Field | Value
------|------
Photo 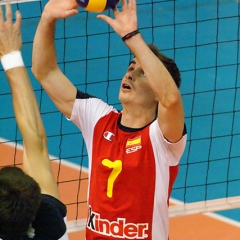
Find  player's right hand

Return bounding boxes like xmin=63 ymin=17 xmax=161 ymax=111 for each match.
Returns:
xmin=43 ymin=0 xmax=79 ymax=21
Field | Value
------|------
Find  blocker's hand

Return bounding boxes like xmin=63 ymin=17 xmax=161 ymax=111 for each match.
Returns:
xmin=97 ymin=0 xmax=138 ymax=38
xmin=0 ymin=3 xmax=22 ymax=57
xmin=43 ymin=0 xmax=79 ymax=21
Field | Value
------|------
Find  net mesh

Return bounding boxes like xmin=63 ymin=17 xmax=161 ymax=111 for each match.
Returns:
xmin=0 ymin=0 xmax=239 ymax=234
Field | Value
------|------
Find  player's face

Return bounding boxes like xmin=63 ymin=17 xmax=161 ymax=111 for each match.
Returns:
xmin=119 ymin=58 xmax=157 ymax=107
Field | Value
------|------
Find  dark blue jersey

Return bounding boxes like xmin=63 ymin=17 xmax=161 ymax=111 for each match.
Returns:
xmin=24 ymin=194 xmax=67 ymax=240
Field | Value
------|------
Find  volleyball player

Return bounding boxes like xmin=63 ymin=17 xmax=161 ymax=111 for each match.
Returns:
xmin=32 ymin=0 xmax=187 ymax=239
xmin=0 ymin=4 xmax=67 ymax=239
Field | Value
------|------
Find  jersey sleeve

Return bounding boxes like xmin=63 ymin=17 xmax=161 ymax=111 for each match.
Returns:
xmin=31 ymin=194 xmax=67 ymax=240
xmin=70 ymin=90 xmax=117 ymax=147
xmin=150 ymin=120 xmax=187 ymax=166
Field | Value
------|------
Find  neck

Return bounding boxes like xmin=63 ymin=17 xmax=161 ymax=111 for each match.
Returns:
xmin=120 ymin=107 xmax=156 ymax=128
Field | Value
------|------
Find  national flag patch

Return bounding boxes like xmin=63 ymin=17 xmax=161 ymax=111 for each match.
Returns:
xmin=126 ymin=136 xmax=141 ymax=147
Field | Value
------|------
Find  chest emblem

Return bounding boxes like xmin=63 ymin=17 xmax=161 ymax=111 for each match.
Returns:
xmin=126 ymin=136 xmax=142 ymax=154
xmin=103 ymin=131 xmax=115 ymax=141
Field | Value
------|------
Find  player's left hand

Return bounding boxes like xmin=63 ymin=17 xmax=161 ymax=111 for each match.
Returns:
xmin=97 ymin=0 xmax=138 ymax=38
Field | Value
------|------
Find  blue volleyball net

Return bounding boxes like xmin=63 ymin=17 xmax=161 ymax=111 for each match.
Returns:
xmin=0 ymin=0 xmax=240 ymax=236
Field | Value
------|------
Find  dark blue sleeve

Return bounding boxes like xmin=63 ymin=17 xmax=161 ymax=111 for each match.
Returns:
xmin=31 ymin=194 xmax=67 ymax=240
xmin=76 ymin=89 xmax=94 ymax=99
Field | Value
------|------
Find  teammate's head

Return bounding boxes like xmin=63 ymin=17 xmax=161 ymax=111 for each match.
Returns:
xmin=148 ymin=44 xmax=181 ymax=88
xmin=0 ymin=166 xmax=41 ymax=239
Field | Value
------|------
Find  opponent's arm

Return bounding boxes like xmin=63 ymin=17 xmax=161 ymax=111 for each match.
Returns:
xmin=0 ymin=4 xmax=59 ymax=198
xmin=98 ymin=0 xmax=184 ymax=143
xmin=32 ymin=0 xmax=79 ymax=119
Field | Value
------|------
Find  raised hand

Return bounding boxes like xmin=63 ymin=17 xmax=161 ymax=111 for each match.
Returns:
xmin=43 ymin=0 xmax=79 ymax=21
xmin=97 ymin=0 xmax=138 ymax=38
xmin=0 ymin=3 xmax=22 ymax=57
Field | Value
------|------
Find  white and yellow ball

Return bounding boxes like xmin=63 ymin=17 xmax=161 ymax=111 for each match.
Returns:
xmin=76 ymin=0 xmax=120 ymax=12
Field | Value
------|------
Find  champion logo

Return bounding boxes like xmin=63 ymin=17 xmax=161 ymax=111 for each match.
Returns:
xmin=103 ymin=131 xmax=115 ymax=141
xmin=87 ymin=206 xmax=149 ymax=239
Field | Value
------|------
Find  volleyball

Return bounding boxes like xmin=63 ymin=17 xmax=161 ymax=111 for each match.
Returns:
xmin=76 ymin=0 xmax=120 ymax=12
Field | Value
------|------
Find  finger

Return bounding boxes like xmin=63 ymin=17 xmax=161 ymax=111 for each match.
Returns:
xmin=122 ymin=0 xmax=127 ymax=10
xmin=61 ymin=9 xmax=79 ymax=19
xmin=15 ymin=10 xmax=22 ymax=30
xmin=5 ymin=3 xmax=12 ymax=24
xmin=97 ymin=14 xmax=114 ymax=26
xmin=112 ymin=6 xmax=119 ymax=16
xmin=0 ymin=4 xmax=4 ymax=25
xmin=129 ymin=0 xmax=136 ymax=11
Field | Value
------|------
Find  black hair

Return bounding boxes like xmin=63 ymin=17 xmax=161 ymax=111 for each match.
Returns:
xmin=0 ymin=166 xmax=41 ymax=239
